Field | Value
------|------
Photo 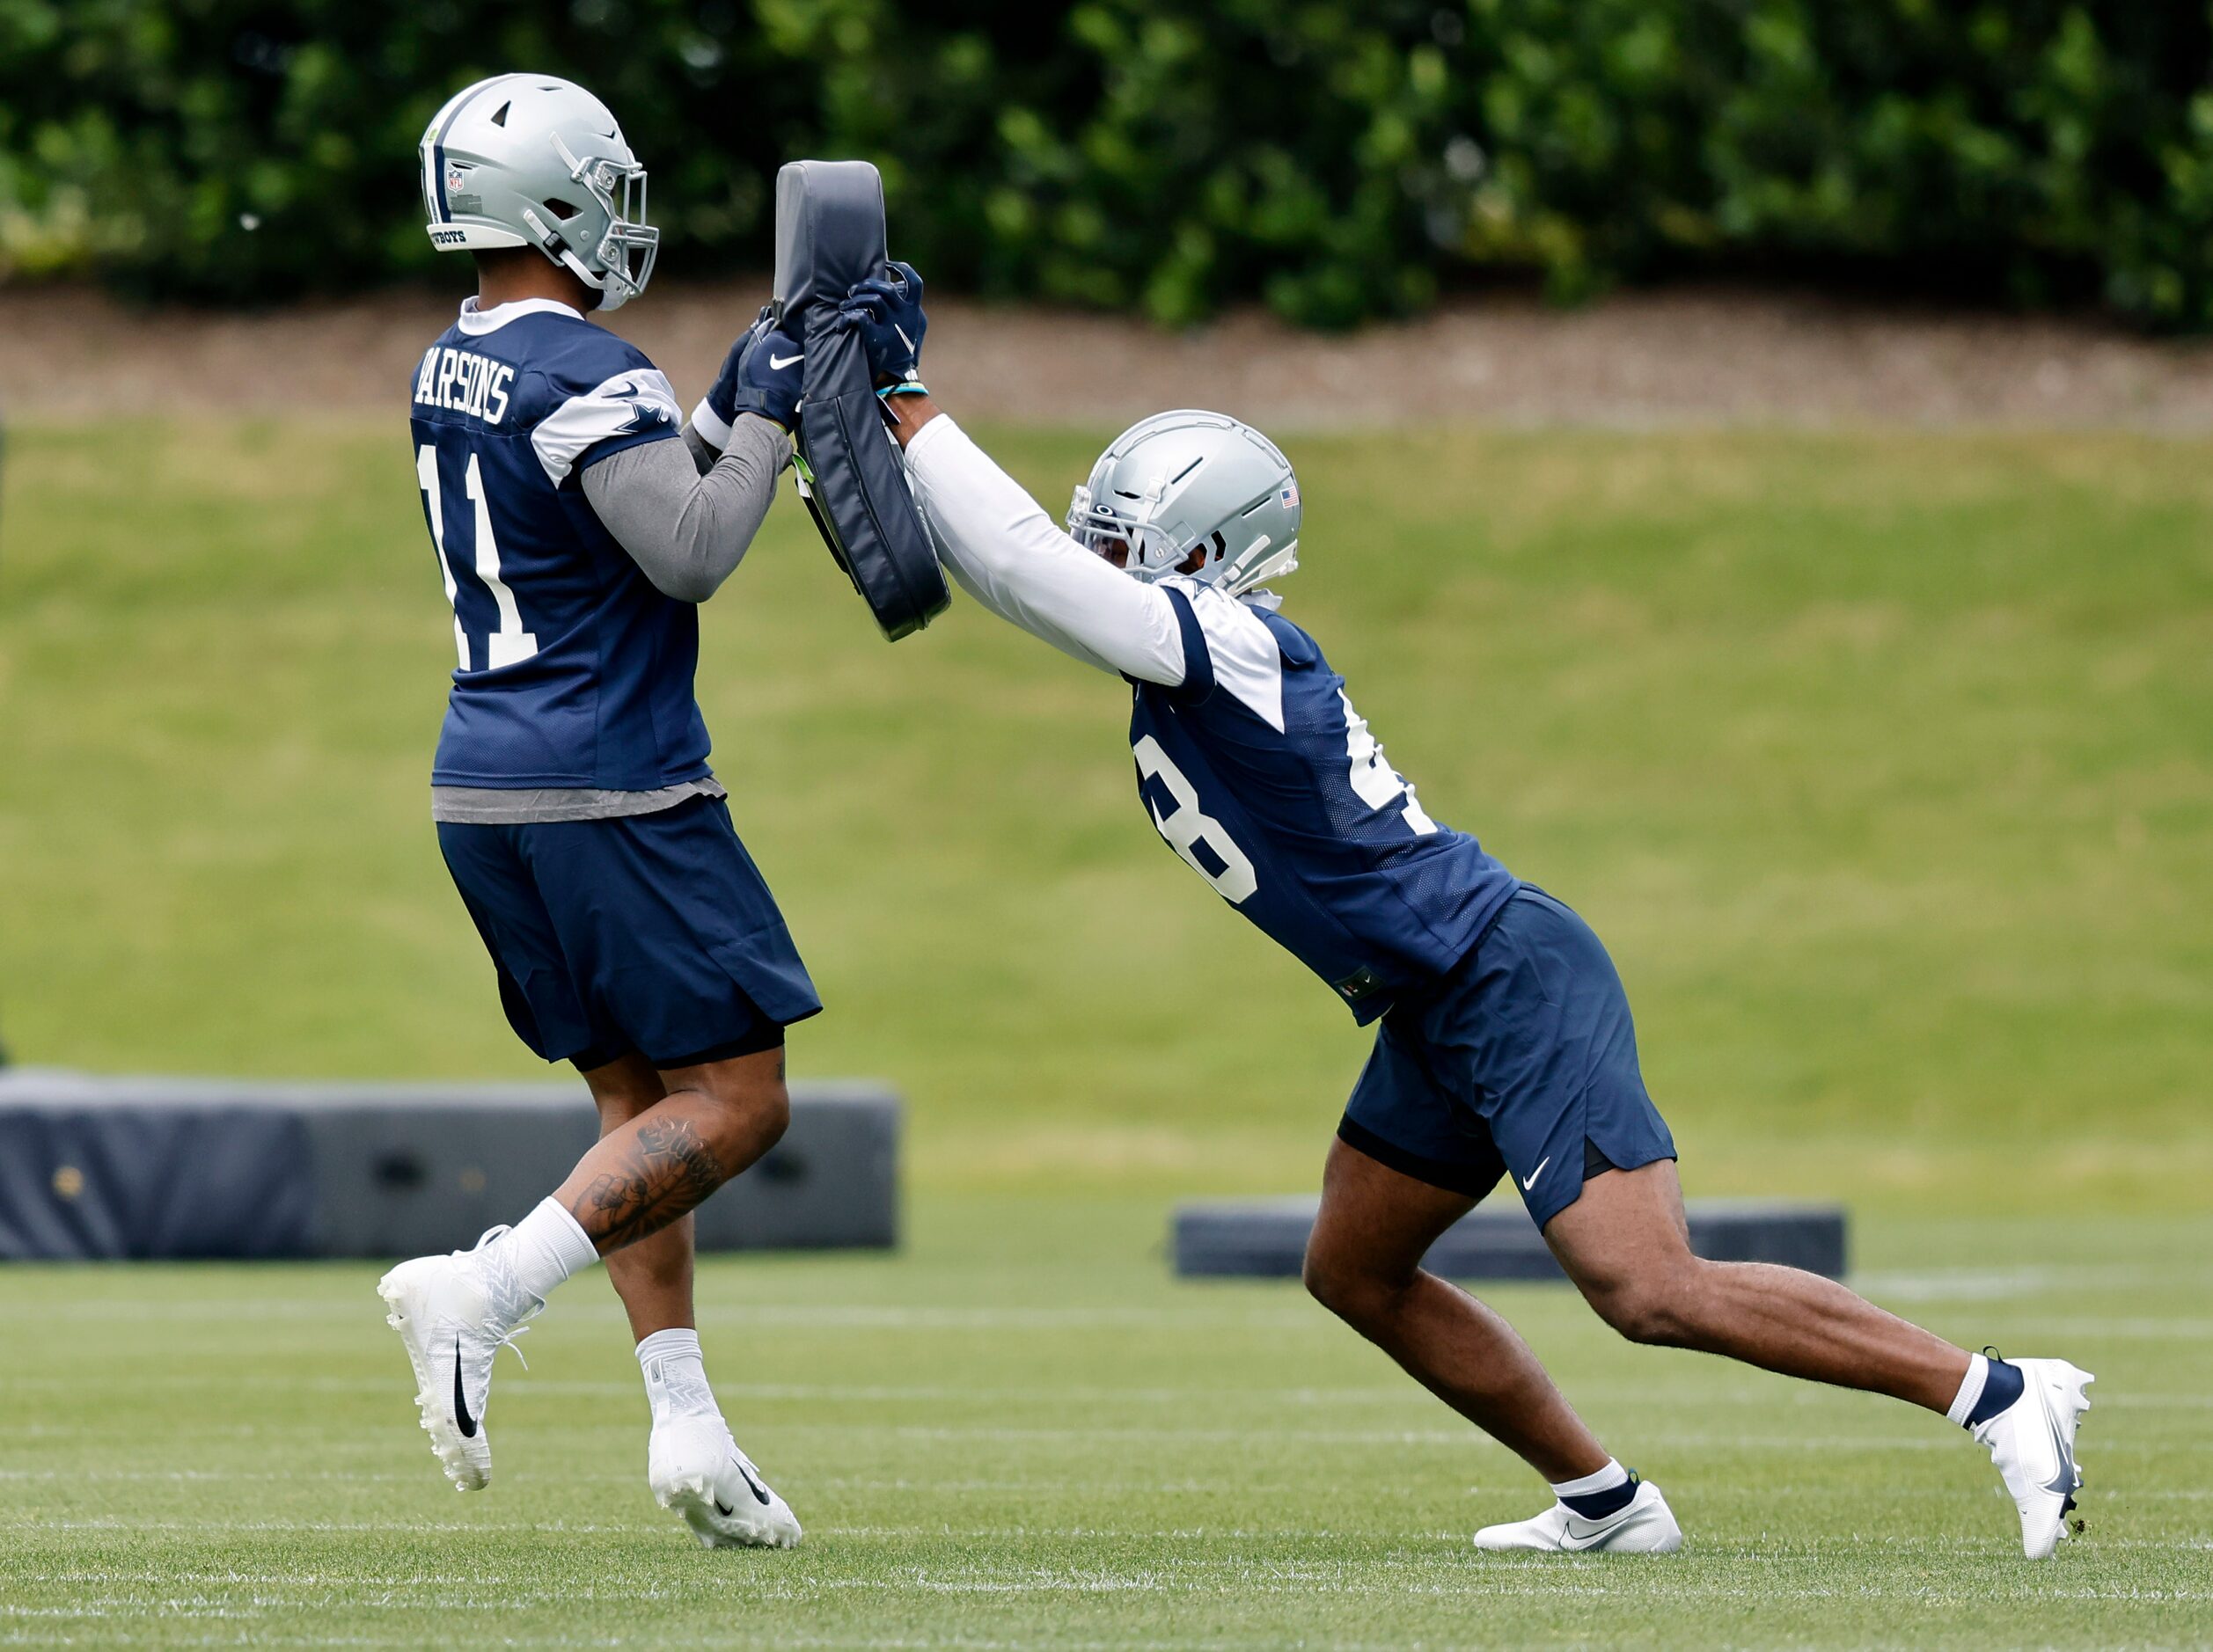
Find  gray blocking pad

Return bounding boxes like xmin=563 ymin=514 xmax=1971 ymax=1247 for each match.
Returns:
xmin=1174 ymin=1196 xmax=1847 ymax=1283
xmin=0 ymin=1069 xmax=898 ymax=1261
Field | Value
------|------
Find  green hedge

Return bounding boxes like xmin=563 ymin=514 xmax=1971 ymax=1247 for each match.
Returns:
xmin=4 ymin=1 xmax=2211 ymax=328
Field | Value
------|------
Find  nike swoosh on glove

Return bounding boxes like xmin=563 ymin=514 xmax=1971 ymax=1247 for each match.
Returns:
xmin=704 ymin=307 xmax=804 ymax=436
xmin=837 ymin=260 xmax=927 ymax=384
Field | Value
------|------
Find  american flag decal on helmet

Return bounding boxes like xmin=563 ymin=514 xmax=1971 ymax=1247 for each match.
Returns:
xmin=1281 ymin=481 xmax=1300 ymax=508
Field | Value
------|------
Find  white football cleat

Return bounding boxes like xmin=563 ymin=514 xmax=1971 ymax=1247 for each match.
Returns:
xmin=649 ymin=1414 xmax=802 ymax=1549
xmin=376 ymin=1228 xmax=540 ymax=1492
xmin=1972 ymin=1357 xmax=2092 ymax=1559
xmin=1474 ymin=1478 xmax=1682 ymax=1553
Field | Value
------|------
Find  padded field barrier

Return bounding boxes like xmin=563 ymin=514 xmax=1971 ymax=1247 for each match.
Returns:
xmin=0 ymin=1069 xmax=898 ymax=1261
xmin=1174 ymin=1196 xmax=1847 ymax=1282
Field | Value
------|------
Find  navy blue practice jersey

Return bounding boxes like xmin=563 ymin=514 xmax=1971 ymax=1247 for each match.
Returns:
xmin=408 ymin=296 xmax=705 ymax=789
xmin=1129 ymin=578 xmax=1520 ymax=1023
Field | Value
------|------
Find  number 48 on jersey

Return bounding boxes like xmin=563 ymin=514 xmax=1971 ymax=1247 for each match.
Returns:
xmin=1132 ymin=687 xmax=1437 ymax=908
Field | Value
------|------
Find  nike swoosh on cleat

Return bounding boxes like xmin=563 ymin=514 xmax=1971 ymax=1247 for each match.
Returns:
xmin=2040 ymin=1402 xmax=2077 ymax=1498
xmin=1557 ymin=1514 xmax=1623 ymax=1551
xmin=1521 ymin=1156 xmax=1551 ymax=1191
xmin=734 ymin=1458 xmax=772 ymax=1506
xmin=715 ymin=1499 xmax=735 ymax=1517
xmin=452 ymin=1336 xmax=477 ymax=1438
xmin=769 ymin=353 xmax=803 ymax=369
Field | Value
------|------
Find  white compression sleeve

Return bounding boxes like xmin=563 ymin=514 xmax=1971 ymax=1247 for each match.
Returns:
xmin=901 ymin=414 xmax=1188 ymax=686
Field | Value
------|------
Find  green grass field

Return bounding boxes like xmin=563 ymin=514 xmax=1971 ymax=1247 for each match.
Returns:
xmin=3 ymin=417 xmax=2211 ymax=1645
xmin=2 ymin=1202 xmax=2209 ymax=1648
xmin=4 ymin=418 xmax=2209 ymax=1205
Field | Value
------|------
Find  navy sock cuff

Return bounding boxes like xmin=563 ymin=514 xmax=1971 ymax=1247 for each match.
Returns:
xmin=1965 ymin=1358 xmax=2026 ymax=1428
xmin=1559 ymin=1471 xmax=1639 ymax=1520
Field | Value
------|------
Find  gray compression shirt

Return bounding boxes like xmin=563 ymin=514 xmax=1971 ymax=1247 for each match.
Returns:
xmin=429 ymin=413 xmax=789 ymax=826
xmin=583 ymin=412 xmax=790 ymax=603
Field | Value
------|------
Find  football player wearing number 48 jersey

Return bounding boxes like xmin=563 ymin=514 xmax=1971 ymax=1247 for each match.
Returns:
xmin=384 ymin=74 xmax=818 ymax=1549
xmin=844 ymin=267 xmax=2094 ymax=1559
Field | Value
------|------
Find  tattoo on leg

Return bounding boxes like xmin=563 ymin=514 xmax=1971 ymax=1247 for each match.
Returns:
xmin=568 ymin=1117 xmax=726 ymax=1250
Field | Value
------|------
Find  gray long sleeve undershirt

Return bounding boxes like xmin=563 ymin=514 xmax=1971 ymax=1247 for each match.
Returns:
xmin=581 ymin=412 xmax=791 ymax=603
xmin=428 ymin=413 xmax=789 ymax=827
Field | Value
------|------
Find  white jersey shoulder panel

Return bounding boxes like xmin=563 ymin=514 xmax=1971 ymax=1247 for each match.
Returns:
xmin=1164 ymin=575 xmax=1286 ymax=731
xmin=531 ymin=368 xmax=683 ymax=486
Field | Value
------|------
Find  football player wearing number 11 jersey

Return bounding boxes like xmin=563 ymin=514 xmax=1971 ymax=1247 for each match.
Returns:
xmin=843 ymin=267 xmax=2093 ymax=1559
xmin=385 ymin=74 xmax=821 ymax=1548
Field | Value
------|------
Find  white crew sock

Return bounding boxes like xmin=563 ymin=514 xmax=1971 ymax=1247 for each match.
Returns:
xmin=1946 ymin=1352 xmax=1991 ymax=1427
xmin=637 ymin=1327 xmax=721 ymax=1425
xmin=1550 ymin=1458 xmax=1630 ymax=1502
xmin=492 ymin=1197 xmax=599 ymax=1305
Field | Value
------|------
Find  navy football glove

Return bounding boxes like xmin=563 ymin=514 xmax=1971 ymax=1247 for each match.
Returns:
xmin=703 ymin=307 xmax=805 ymax=436
xmin=837 ymin=260 xmax=927 ymax=385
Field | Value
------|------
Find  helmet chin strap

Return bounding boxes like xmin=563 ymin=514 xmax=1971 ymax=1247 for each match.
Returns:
xmin=517 ymin=204 xmax=634 ymax=311
xmin=1215 ymin=534 xmax=1300 ymax=599
xmin=520 ymin=207 xmax=594 ymax=281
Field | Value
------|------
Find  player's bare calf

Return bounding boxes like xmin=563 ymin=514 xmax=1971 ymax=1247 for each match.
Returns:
xmin=379 ymin=1047 xmax=791 ymax=1500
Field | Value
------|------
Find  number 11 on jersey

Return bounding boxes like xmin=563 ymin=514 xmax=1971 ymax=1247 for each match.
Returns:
xmin=415 ymin=443 xmax=539 ymax=672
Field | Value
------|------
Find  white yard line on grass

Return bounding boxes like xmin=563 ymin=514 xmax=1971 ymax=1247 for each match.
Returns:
xmin=8 ymin=1575 xmax=2203 ymax=1612
xmin=2038 ymin=1318 xmax=2213 ymax=1341
xmin=19 ymin=1298 xmax=1332 ymax=1331
xmin=26 ymin=1292 xmax=2213 ymax=1340
xmin=1854 ymin=1263 xmax=2196 ymax=1300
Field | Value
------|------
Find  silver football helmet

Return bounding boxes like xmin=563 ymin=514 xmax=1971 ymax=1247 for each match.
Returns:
xmin=419 ymin=74 xmax=658 ymax=311
xmin=1067 ymin=411 xmax=1301 ymax=598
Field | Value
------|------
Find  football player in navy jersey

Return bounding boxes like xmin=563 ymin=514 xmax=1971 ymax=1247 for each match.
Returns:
xmin=379 ymin=74 xmax=818 ymax=1548
xmin=845 ymin=270 xmax=2092 ymax=1559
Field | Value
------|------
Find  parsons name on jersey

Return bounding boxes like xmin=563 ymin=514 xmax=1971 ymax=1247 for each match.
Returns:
xmin=414 ymin=344 xmax=517 ymax=426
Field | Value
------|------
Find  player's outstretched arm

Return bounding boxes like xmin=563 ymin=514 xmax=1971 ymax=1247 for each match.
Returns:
xmin=839 ymin=270 xmax=1187 ymax=686
xmin=892 ymin=399 xmax=1187 ymax=684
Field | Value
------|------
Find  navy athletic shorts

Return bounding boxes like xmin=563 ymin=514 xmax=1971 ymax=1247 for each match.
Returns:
xmin=1338 ymin=885 xmax=1675 ymax=1228
xmin=437 ymin=795 xmax=821 ymax=1071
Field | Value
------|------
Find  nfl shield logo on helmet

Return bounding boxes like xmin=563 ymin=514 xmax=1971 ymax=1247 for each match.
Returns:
xmin=445 ymin=163 xmax=466 ymax=196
